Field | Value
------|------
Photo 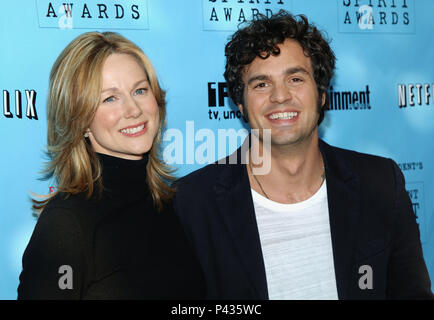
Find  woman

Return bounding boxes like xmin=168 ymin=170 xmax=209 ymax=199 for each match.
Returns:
xmin=18 ymin=32 xmax=204 ymax=299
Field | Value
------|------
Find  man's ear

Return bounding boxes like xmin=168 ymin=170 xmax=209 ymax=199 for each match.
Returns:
xmin=238 ymin=103 xmax=249 ymax=123
xmin=321 ymin=92 xmax=326 ymax=107
xmin=238 ymin=103 xmax=244 ymax=115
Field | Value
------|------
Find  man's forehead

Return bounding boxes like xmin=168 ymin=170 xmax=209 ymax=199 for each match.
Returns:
xmin=242 ymin=40 xmax=313 ymax=80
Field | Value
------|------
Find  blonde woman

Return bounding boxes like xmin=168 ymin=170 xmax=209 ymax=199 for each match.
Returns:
xmin=18 ymin=32 xmax=204 ymax=299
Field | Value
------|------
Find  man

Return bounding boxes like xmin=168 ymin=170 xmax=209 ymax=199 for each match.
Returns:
xmin=174 ymin=11 xmax=433 ymax=299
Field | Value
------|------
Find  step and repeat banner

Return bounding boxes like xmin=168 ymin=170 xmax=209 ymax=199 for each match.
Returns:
xmin=0 ymin=0 xmax=433 ymax=298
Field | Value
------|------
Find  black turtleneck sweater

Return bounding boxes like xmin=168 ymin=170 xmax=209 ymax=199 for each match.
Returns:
xmin=18 ymin=153 xmax=205 ymax=299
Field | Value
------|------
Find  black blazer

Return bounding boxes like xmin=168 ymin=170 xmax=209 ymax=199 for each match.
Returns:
xmin=174 ymin=139 xmax=433 ymax=299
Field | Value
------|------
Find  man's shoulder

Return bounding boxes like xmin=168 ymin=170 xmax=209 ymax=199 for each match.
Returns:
xmin=322 ymin=140 xmax=399 ymax=185
xmin=175 ymin=147 xmax=245 ymax=196
xmin=324 ymin=141 xmax=394 ymax=167
xmin=176 ymin=161 xmax=229 ymax=190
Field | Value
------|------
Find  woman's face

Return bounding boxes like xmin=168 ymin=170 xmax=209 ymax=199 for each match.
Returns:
xmin=88 ymin=53 xmax=160 ymax=160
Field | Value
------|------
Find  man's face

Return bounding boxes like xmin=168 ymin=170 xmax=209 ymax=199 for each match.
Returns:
xmin=239 ymin=38 xmax=324 ymax=148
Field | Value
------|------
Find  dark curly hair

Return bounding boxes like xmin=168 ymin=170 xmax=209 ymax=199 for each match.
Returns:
xmin=224 ymin=10 xmax=336 ymax=125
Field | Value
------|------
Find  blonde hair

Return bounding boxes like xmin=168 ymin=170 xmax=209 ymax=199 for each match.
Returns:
xmin=33 ymin=32 xmax=174 ymax=213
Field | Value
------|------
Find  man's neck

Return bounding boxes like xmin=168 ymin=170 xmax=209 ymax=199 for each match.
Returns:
xmin=248 ymin=130 xmax=324 ymax=204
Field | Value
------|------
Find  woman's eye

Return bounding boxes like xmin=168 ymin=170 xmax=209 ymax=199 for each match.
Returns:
xmin=103 ymin=96 xmax=115 ymax=103
xmin=135 ymin=88 xmax=148 ymax=95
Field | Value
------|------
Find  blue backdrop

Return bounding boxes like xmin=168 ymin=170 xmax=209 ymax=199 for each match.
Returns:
xmin=1 ymin=0 xmax=433 ymax=299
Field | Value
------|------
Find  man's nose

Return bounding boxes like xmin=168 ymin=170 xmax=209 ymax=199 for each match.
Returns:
xmin=270 ymin=82 xmax=292 ymax=104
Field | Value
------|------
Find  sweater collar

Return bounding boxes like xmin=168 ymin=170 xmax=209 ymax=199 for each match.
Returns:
xmin=96 ymin=152 xmax=149 ymax=186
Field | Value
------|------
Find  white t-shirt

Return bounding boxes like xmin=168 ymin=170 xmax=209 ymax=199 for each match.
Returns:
xmin=251 ymin=181 xmax=338 ymax=300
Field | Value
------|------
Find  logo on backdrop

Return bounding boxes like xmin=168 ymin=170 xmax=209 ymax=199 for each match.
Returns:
xmin=406 ymin=181 xmax=432 ymax=245
xmin=399 ymin=165 xmax=424 ymax=228
xmin=338 ymin=0 xmax=415 ymax=33
xmin=398 ymin=161 xmax=423 ymax=171
xmin=36 ymin=0 xmax=149 ymax=30
xmin=207 ymin=81 xmax=244 ymax=121
xmin=406 ymin=182 xmax=424 ymax=222
xmin=326 ymin=85 xmax=372 ymax=111
xmin=2 ymin=90 xmax=38 ymax=120
xmin=203 ymin=0 xmax=292 ymax=31
xmin=397 ymin=83 xmax=434 ymax=108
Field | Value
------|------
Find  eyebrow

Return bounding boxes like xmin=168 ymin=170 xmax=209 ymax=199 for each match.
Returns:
xmin=246 ymin=66 xmax=311 ymax=86
xmin=100 ymin=79 xmax=149 ymax=94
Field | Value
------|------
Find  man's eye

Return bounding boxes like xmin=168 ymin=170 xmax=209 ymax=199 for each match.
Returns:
xmin=103 ymin=96 xmax=115 ymax=103
xmin=291 ymin=77 xmax=303 ymax=83
xmin=254 ymin=82 xmax=267 ymax=89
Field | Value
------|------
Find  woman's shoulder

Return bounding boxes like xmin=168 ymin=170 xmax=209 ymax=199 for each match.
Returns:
xmin=37 ymin=193 xmax=86 ymax=236
xmin=40 ymin=191 xmax=102 ymax=232
xmin=19 ymin=193 xmax=88 ymax=299
xmin=45 ymin=191 xmax=91 ymax=210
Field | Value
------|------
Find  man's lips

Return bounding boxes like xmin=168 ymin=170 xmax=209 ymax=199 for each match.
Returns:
xmin=266 ymin=110 xmax=300 ymax=122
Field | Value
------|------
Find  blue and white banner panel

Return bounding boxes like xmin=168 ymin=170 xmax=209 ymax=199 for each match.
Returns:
xmin=0 ymin=0 xmax=433 ymax=298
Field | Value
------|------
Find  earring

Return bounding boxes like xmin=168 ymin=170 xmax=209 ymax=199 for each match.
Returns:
xmin=84 ymin=131 xmax=89 ymax=138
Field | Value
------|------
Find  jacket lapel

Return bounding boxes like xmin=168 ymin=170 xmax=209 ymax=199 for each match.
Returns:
xmin=214 ymin=147 xmax=269 ymax=299
xmin=319 ymin=140 xmax=361 ymax=299
xmin=212 ymin=140 xmax=361 ymax=300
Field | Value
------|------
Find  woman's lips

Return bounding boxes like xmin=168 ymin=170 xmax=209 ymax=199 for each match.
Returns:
xmin=119 ymin=122 xmax=147 ymax=137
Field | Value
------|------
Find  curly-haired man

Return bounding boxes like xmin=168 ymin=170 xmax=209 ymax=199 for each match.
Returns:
xmin=174 ymin=10 xmax=433 ymax=300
